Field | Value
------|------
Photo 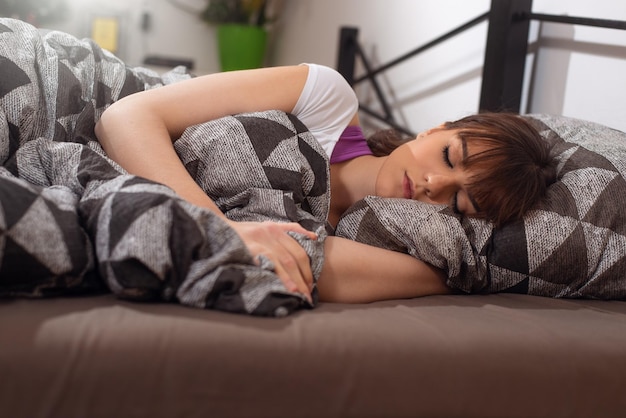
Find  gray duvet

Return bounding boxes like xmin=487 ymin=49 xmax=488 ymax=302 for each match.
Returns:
xmin=2 ymin=17 xmax=624 ymax=319
xmin=0 ymin=18 xmax=326 ymax=316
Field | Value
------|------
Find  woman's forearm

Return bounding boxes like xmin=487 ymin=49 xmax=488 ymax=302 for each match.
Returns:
xmin=317 ymin=236 xmax=451 ymax=303
xmin=95 ymin=65 xmax=310 ymax=212
xmin=95 ymin=101 xmax=224 ymax=213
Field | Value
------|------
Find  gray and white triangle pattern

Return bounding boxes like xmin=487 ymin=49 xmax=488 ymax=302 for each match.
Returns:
xmin=0 ymin=169 xmax=98 ymax=295
xmin=337 ymin=115 xmax=626 ymax=300
xmin=0 ymin=18 xmax=328 ymax=316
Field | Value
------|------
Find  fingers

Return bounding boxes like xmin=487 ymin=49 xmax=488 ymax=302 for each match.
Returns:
xmin=229 ymin=221 xmax=316 ymax=303
xmin=254 ymin=223 xmax=315 ymax=302
xmin=279 ymin=222 xmax=318 ymax=241
xmin=270 ymin=228 xmax=315 ymax=296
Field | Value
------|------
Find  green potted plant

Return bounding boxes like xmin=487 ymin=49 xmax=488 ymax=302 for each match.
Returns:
xmin=201 ymin=0 xmax=272 ymax=72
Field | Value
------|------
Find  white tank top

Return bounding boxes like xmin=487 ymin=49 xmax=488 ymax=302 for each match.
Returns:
xmin=292 ymin=63 xmax=359 ymax=158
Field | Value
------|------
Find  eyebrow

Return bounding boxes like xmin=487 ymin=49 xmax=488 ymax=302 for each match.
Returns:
xmin=461 ymin=136 xmax=468 ymax=163
xmin=459 ymin=136 xmax=481 ymax=213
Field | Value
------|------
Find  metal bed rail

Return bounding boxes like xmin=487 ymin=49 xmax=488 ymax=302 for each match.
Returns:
xmin=337 ymin=0 xmax=626 ymax=135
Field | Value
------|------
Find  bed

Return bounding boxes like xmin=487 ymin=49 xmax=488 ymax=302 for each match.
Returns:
xmin=1 ymin=0 xmax=626 ymax=416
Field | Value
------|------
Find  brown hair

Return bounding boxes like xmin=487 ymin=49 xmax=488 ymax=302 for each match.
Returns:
xmin=366 ymin=128 xmax=411 ymax=157
xmin=367 ymin=113 xmax=557 ymax=226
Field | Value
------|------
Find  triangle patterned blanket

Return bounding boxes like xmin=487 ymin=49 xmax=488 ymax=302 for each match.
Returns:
xmin=0 ymin=18 xmax=328 ymax=317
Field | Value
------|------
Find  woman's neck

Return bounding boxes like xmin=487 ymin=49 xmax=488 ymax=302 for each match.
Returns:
xmin=328 ymin=155 xmax=386 ymax=227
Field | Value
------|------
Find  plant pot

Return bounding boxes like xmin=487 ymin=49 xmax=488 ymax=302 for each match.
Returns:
xmin=217 ymin=24 xmax=267 ymax=72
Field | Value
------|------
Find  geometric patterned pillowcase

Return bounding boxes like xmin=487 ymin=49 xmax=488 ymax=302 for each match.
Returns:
xmin=335 ymin=115 xmax=626 ymax=300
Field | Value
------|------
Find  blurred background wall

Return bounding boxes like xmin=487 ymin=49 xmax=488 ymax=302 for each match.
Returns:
xmin=273 ymin=0 xmax=626 ymax=133
xmin=0 ymin=0 xmax=218 ymax=72
xmin=1 ymin=0 xmax=625 ymax=132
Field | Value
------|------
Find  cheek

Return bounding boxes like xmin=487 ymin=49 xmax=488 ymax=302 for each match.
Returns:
xmin=406 ymin=139 xmax=424 ymax=159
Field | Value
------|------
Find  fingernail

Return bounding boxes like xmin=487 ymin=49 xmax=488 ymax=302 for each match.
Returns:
xmin=286 ymin=280 xmax=298 ymax=292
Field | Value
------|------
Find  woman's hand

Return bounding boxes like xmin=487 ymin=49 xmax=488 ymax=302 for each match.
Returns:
xmin=227 ymin=220 xmax=317 ymax=303
xmin=95 ymin=65 xmax=318 ymax=301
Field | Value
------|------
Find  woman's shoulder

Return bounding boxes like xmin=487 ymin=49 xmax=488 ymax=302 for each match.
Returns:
xmin=292 ymin=64 xmax=359 ymax=157
xmin=293 ymin=63 xmax=357 ymax=123
xmin=300 ymin=63 xmax=356 ymax=100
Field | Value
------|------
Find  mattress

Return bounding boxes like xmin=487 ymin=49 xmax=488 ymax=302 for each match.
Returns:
xmin=2 ymin=293 xmax=626 ymax=418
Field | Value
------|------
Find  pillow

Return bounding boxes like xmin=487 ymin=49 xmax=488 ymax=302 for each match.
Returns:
xmin=335 ymin=115 xmax=626 ymax=299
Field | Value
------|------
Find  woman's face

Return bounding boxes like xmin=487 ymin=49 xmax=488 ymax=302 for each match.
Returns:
xmin=375 ymin=127 xmax=481 ymax=216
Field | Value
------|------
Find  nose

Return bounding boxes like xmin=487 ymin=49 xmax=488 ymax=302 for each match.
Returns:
xmin=424 ymin=173 xmax=456 ymax=201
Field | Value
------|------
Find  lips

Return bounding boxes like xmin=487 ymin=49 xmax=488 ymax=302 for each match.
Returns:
xmin=403 ymin=172 xmax=413 ymax=199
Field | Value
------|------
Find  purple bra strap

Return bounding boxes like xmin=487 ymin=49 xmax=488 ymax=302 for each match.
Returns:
xmin=329 ymin=125 xmax=373 ymax=164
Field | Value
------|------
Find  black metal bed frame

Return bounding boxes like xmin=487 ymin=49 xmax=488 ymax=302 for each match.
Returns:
xmin=336 ymin=0 xmax=626 ymax=136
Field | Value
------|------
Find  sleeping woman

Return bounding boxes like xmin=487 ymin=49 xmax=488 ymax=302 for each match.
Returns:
xmin=95 ymin=63 xmax=556 ymax=304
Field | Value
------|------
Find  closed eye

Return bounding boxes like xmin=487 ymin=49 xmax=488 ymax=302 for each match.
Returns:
xmin=442 ymin=146 xmax=453 ymax=168
xmin=451 ymin=193 xmax=460 ymax=214
xmin=443 ymin=146 xmax=461 ymax=213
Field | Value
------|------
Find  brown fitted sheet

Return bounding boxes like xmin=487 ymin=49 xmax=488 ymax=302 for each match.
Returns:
xmin=2 ymin=293 xmax=626 ymax=418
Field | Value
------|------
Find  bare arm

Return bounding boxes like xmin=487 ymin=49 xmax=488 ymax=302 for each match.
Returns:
xmin=95 ymin=65 xmax=317 ymax=301
xmin=317 ymin=236 xmax=451 ymax=303
xmin=95 ymin=65 xmax=310 ymax=210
